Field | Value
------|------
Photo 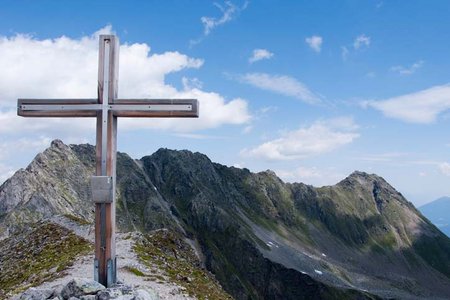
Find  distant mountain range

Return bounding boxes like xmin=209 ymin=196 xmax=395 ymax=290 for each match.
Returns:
xmin=420 ymin=197 xmax=450 ymax=237
xmin=1 ymin=140 xmax=450 ymax=299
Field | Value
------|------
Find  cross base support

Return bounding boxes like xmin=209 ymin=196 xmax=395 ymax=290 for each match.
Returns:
xmin=94 ymin=258 xmax=117 ymax=287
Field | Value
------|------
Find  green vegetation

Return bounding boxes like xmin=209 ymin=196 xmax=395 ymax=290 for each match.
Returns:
xmin=63 ymin=213 xmax=92 ymax=225
xmin=133 ymin=230 xmax=233 ymax=300
xmin=413 ymin=234 xmax=450 ymax=278
xmin=0 ymin=222 xmax=92 ymax=298
xmin=124 ymin=266 xmax=146 ymax=277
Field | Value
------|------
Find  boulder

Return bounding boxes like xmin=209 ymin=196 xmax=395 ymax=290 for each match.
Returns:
xmin=19 ymin=287 xmax=54 ymax=300
xmin=61 ymin=278 xmax=105 ymax=299
xmin=134 ymin=288 xmax=159 ymax=300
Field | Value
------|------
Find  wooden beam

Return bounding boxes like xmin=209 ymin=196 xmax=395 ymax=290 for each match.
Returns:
xmin=17 ymin=98 xmax=199 ymax=118
xmin=112 ymin=99 xmax=198 ymax=118
xmin=17 ymin=99 xmax=98 ymax=117
xmin=95 ymin=34 xmax=119 ymax=287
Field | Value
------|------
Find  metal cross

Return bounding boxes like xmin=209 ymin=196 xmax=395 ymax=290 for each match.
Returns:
xmin=17 ymin=35 xmax=199 ymax=287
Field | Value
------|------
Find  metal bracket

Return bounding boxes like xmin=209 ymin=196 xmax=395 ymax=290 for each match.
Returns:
xmin=91 ymin=176 xmax=113 ymax=203
xmin=107 ymin=258 xmax=117 ymax=287
xmin=94 ymin=259 xmax=99 ymax=282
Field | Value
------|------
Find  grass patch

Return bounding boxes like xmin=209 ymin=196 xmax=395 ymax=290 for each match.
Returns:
xmin=124 ymin=266 xmax=145 ymax=277
xmin=0 ymin=222 xmax=92 ymax=298
xmin=133 ymin=229 xmax=233 ymax=300
xmin=63 ymin=213 xmax=92 ymax=225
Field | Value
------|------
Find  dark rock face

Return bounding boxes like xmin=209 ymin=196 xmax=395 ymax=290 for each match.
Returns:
xmin=1 ymin=141 xmax=450 ymax=299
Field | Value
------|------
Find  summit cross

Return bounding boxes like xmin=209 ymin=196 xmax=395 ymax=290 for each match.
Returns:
xmin=17 ymin=35 xmax=199 ymax=287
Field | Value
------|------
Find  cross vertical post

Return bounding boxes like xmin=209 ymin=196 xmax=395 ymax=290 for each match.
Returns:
xmin=95 ymin=35 xmax=119 ymax=286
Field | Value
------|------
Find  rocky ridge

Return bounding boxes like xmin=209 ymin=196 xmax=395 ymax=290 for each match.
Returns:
xmin=1 ymin=140 xmax=450 ymax=299
xmin=15 ymin=278 xmax=158 ymax=300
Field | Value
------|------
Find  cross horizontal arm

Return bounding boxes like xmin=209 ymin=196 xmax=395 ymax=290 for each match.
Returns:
xmin=18 ymin=99 xmax=199 ymax=118
xmin=18 ymin=99 xmax=98 ymax=117
xmin=112 ymin=99 xmax=199 ymax=118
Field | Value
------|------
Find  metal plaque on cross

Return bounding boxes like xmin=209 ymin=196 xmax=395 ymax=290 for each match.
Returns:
xmin=17 ymin=35 xmax=199 ymax=287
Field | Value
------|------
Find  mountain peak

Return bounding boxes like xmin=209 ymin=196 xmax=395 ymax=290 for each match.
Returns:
xmin=340 ymin=170 xmax=392 ymax=190
xmin=50 ymin=139 xmax=66 ymax=149
xmin=347 ymin=170 xmax=381 ymax=181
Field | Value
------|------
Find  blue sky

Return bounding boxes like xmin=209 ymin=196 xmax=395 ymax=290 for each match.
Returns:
xmin=1 ymin=1 xmax=450 ymax=206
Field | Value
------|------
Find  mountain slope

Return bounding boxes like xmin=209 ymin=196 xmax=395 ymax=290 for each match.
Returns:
xmin=420 ymin=197 xmax=450 ymax=237
xmin=1 ymin=140 xmax=450 ymax=299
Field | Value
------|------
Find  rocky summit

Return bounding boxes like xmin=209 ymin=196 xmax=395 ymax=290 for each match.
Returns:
xmin=14 ymin=278 xmax=159 ymax=300
xmin=1 ymin=140 xmax=450 ymax=299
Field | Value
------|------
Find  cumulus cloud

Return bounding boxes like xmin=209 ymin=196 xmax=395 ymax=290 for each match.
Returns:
xmin=238 ymin=72 xmax=321 ymax=104
xmin=0 ymin=163 xmax=15 ymax=184
xmin=391 ymin=60 xmax=424 ymax=75
xmin=305 ymin=35 xmax=323 ymax=53
xmin=364 ymin=84 xmax=450 ymax=123
xmin=0 ymin=137 xmax=52 ymax=160
xmin=439 ymin=162 xmax=450 ymax=176
xmin=276 ymin=166 xmax=344 ymax=186
xmin=353 ymin=34 xmax=370 ymax=49
xmin=240 ymin=117 xmax=359 ymax=160
xmin=0 ymin=136 xmax=54 ymax=184
xmin=0 ymin=26 xmax=251 ymax=135
xmin=249 ymin=49 xmax=274 ymax=63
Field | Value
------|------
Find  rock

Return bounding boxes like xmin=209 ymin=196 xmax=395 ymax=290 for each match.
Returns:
xmin=117 ymin=284 xmax=133 ymax=295
xmin=134 ymin=288 xmax=159 ymax=300
xmin=51 ymin=284 xmax=64 ymax=299
xmin=19 ymin=287 xmax=54 ymax=300
xmin=61 ymin=278 xmax=105 ymax=299
xmin=115 ymin=296 xmax=134 ymax=300
xmin=79 ymin=296 xmax=96 ymax=300
xmin=96 ymin=287 xmax=123 ymax=300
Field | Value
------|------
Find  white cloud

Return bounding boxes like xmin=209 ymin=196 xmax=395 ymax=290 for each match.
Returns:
xmin=353 ymin=34 xmax=371 ymax=49
xmin=0 ymin=27 xmax=251 ymax=135
xmin=365 ymin=84 xmax=450 ymax=123
xmin=439 ymin=162 xmax=450 ymax=176
xmin=0 ymin=136 xmax=55 ymax=184
xmin=276 ymin=166 xmax=344 ymax=186
xmin=182 ymin=77 xmax=203 ymax=90
xmin=0 ymin=163 xmax=15 ymax=185
xmin=238 ymin=73 xmax=321 ymax=104
xmin=305 ymin=35 xmax=323 ymax=53
xmin=242 ymin=125 xmax=253 ymax=134
xmin=357 ymin=152 xmax=408 ymax=162
xmin=172 ymin=133 xmax=225 ymax=140
xmin=191 ymin=1 xmax=248 ymax=45
xmin=249 ymin=49 xmax=274 ymax=63
xmin=391 ymin=60 xmax=424 ymax=75
xmin=241 ymin=117 xmax=359 ymax=160
xmin=0 ymin=137 xmax=52 ymax=160
xmin=201 ymin=2 xmax=239 ymax=36
xmin=341 ymin=46 xmax=349 ymax=60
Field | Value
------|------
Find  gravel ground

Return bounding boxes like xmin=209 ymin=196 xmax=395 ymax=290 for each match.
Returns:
xmin=28 ymin=231 xmax=194 ymax=300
